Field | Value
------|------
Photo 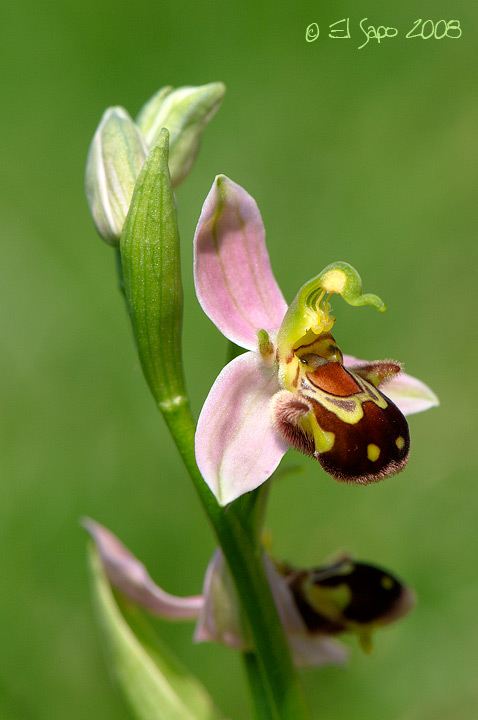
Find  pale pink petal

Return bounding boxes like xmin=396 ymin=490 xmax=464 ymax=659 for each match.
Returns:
xmin=379 ymin=372 xmax=439 ymax=415
xmin=343 ymin=353 xmax=375 ymax=368
xmin=194 ymin=549 xmax=245 ymax=649
xmin=83 ymin=518 xmax=203 ymax=619
xmin=195 ymin=352 xmax=289 ymax=505
xmin=288 ymin=635 xmax=349 ymax=668
xmin=343 ymin=354 xmax=439 ymax=416
xmin=193 ymin=175 xmax=288 ymax=350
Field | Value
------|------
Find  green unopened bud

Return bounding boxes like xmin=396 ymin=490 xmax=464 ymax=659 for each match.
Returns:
xmin=85 ymin=107 xmax=147 ymax=246
xmin=136 ymin=82 xmax=226 ymax=187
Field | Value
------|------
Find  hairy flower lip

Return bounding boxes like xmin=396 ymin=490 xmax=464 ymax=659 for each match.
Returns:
xmin=193 ymin=175 xmax=439 ymax=505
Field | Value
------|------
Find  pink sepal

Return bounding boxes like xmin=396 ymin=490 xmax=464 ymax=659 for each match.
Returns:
xmin=193 ymin=549 xmax=246 ymax=649
xmin=194 ymin=175 xmax=287 ymax=350
xmin=83 ymin=518 xmax=203 ymax=619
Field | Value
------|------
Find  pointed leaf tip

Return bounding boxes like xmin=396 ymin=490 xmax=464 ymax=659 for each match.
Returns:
xmin=87 ymin=542 xmax=224 ymax=720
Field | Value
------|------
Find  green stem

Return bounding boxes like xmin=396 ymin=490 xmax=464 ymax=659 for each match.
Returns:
xmin=160 ymin=399 xmax=310 ymax=720
xmin=242 ymin=652 xmax=278 ymax=720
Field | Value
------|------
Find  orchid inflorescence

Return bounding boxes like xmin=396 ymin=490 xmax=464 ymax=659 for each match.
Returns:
xmin=84 ymin=82 xmax=438 ymax=720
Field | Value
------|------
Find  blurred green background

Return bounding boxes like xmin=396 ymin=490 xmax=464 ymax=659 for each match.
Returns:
xmin=1 ymin=0 xmax=477 ymax=718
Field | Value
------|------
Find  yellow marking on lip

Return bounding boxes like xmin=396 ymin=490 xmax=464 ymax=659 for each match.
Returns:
xmin=395 ymin=435 xmax=405 ymax=450
xmin=381 ymin=575 xmax=394 ymax=590
xmin=302 ymin=415 xmax=335 ymax=454
xmin=367 ymin=443 xmax=381 ymax=462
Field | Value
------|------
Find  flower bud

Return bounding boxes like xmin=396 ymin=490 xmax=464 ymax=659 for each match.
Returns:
xmin=136 ymin=82 xmax=226 ymax=187
xmin=85 ymin=107 xmax=147 ymax=246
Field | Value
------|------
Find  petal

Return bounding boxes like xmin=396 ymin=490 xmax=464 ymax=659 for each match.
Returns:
xmin=194 ymin=549 xmax=246 ymax=649
xmin=343 ymin=354 xmax=439 ymax=416
xmin=193 ymin=176 xmax=288 ymax=350
xmin=288 ymin=635 xmax=348 ymax=668
xmin=195 ymin=352 xmax=289 ymax=505
xmin=380 ymin=372 xmax=439 ymax=416
xmin=83 ymin=518 xmax=203 ymax=620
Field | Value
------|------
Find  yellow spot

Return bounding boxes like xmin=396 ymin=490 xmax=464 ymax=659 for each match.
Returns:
xmin=395 ymin=435 xmax=405 ymax=450
xmin=367 ymin=444 xmax=381 ymax=462
xmin=321 ymin=269 xmax=347 ymax=295
xmin=381 ymin=575 xmax=394 ymax=590
xmin=301 ymin=412 xmax=335 ymax=454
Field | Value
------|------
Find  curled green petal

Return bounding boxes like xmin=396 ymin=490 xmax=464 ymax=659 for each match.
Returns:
xmin=277 ymin=261 xmax=385 ymax=358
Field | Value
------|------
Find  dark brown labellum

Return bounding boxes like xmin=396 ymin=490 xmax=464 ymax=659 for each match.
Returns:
xmin=304 ymin=362 xmax=410 ymax=484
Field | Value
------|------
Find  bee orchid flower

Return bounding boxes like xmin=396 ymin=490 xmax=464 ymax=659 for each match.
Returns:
xmin=84 ymin=519 xmax=415 ymax=666
xmin=194 ymin=176 xmax=438 ymax=505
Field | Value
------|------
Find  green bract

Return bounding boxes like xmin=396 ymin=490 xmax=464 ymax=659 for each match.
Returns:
xmin=120 ymin=129 xmax=186 ymax=409
xmin=88 ymin=544 xmax=224 ymax=720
